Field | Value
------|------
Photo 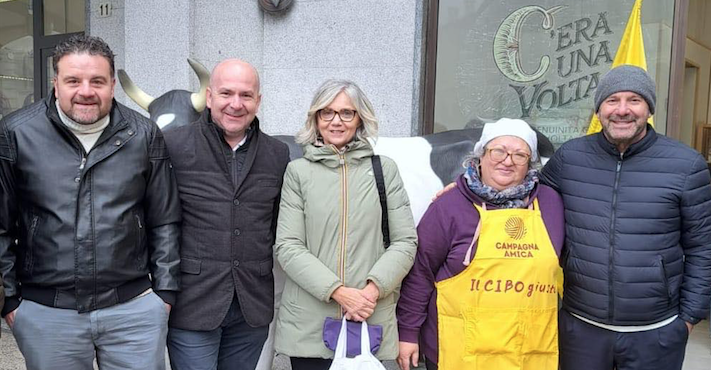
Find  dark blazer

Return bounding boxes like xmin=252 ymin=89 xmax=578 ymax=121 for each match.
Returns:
xmin=164 ymin=112 xmax=289 ymax=330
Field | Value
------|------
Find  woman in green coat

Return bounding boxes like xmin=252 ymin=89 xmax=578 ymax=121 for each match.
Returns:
xmin=274 ymin=80 xmax=418 ymax=370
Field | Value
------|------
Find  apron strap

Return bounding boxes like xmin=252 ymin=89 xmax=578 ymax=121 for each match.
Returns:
xmin=464 ymin=199 xmax=537 ymax=266
xmin=527 ymin=197 xmax=538 ymax=211
xmin=463 ymin=214 xmax=482 ymax=266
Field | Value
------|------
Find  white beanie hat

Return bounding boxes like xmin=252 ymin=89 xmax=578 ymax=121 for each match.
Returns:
xmin=473 ymin=118 xmax=538 ymax=162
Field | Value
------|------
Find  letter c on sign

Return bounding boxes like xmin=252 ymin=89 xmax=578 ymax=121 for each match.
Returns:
xmin=493 ymin=5 xmax=567 ymax=82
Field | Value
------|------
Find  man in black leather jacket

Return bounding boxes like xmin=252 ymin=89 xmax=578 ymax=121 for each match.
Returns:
xmin=0 ymin=35 xmax=181 ymax=369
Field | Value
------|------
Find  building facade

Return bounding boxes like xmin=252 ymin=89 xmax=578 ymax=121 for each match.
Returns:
xmin=1 ymin=0 xmax=709 ymax=164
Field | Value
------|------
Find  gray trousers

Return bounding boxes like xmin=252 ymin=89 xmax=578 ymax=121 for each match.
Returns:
xmin=13 ymin=292 xmax=169 ymax=370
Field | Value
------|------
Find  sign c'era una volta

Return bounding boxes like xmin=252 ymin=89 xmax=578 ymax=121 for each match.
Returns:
xmin=441 ymin=2 xmax=647 ymax=146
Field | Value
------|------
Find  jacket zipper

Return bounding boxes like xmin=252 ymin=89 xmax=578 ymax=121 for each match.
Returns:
xmin=135 ymin=214 xmax=144 ymax=240
xmin=73 ymin=148 xmax=90 ymax=307
xmin=658 ymin=255 xmax=672 ymax=304
xmin=335 ymin=147 xmax=349 ymax=319
xmin=608 ymin=155 xmax=623 ymax=321
xmin=135 ymin=214 xmax=144 ymax=266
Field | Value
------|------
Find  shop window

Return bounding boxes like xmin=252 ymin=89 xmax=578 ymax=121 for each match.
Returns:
xmin=428 ymin=0 xmax=675 ymax=147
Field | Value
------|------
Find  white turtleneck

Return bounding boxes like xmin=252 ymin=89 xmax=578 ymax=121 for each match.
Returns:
xmin=56 ymin=101 xmax=110 ymax=153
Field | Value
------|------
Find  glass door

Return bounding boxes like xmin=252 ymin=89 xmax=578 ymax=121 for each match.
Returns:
xmin=33 ymin=0 xmax=85 ymax=102
xmin=0 ymin=0 xmax=34 ymax=119
xmin=0 ymin=0 xmax=85 ymax=119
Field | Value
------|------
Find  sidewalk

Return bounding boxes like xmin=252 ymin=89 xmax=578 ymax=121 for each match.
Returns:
xmin=0 ymin=320 xmax=404 ymax=370
xmin=2 ymin=320 xmax=709 ymax=369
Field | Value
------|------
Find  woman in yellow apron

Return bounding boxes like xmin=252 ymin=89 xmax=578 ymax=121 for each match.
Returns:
xmin=396 ymin=118 xmax=565 ymax=370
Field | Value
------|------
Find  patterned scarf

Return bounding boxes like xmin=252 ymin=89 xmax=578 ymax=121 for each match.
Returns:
xmin=464 ymin=161 xmax=539 ymax=209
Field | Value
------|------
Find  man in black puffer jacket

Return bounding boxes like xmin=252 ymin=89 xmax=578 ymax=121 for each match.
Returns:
xmin=542 ymin=65 xmax=711 ymax=370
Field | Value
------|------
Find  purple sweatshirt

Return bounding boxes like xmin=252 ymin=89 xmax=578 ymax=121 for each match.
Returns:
xmin=396 ymin=175 xmax=565 ymax=364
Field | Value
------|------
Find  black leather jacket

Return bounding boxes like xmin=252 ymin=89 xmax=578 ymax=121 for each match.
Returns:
xmin=0 ymin=95 xmax=182 ymax=315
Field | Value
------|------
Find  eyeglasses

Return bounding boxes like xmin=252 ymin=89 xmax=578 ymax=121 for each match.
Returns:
xmin=318 ymin=108 xmax=357 ymax=122
xmin=486 ymin=147 xmax=531 ymax=166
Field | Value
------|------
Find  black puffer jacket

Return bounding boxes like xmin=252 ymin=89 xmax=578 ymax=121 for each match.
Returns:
xmin=0 ymin=95 xmax=181 ymax=315
xmin=541 ymin=125 xmax=711 ymax=325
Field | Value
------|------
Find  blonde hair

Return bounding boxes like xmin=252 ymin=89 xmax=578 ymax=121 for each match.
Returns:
xmin=295 ymin=79 xmax=378 ymax=145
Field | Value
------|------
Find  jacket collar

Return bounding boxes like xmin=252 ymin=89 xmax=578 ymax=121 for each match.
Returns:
xmin=302 ymin=139 xmax=373 ymax=168
xmin=200 ymin=109 xmax=258 ymax=150
xmin=198 ymin=109 xmax=262 ymax=195
xmin=595 ymin=123 xmax=657 ymax=158
xmin=45 ymin=91 xmax=127 ymax=150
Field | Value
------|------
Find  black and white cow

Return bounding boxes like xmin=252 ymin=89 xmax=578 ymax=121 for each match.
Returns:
xmin=119 ymin=63 xmax=554 ymax=223
xmin=119 ymin=63 xmax=556 ymax=370
xmin=118 ymin=58 xmax=210 ymax=130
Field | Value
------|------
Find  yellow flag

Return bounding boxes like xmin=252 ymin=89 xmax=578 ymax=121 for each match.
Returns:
xmin=587 ymin=0 xmax=653 ymax=134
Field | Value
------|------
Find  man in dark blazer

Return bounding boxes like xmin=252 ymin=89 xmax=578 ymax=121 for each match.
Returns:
xmin=163 ymin=59 xmax=290 ymax=370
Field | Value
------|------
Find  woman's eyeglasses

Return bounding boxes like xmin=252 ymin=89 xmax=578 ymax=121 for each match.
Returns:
xmin=486 ymin=147 xmax=531 ymax=166
xmin=318 ymin=108 xmax=357 ymax=122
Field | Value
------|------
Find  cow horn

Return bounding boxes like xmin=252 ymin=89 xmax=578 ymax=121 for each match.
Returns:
xmin=188 ymin=58 xmax=209 ymax=112
xmin=117 ymin=69 xmax=155 ymax=111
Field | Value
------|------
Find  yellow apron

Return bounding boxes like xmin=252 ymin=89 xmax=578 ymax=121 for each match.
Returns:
xmin=436 ymin=199 xmax=561 ymax=370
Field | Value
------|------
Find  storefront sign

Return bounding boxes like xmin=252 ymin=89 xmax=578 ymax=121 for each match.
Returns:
xmin=432 ymin=0 xmax=677 ymax=147
xmin=493 ymin=5 xmax=614 ymax=119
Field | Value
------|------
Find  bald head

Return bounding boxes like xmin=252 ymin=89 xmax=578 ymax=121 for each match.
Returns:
xmin=210 ymin=59 xmax=260 ymax=94
xmin=206 ymin=59 xmax=262 ymax=147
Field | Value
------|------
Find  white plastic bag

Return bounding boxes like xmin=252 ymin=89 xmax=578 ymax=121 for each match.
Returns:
xmin=329 ymin=317 xmax=387 ymax=370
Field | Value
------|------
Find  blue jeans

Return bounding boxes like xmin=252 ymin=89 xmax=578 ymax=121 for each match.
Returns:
xmin=167 ymin=297 xmax=268 ymax=370
xmin=13 ymin=292 xmax=169 ymax=370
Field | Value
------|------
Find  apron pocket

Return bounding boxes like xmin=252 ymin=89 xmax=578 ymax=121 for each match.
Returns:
xmin=464 ymin=307 xmax=522 ymax=356
xmin=520 ymin=308 xmax=558 ymax=370
xmin=520 ymin=308 xmax=557 ymax=354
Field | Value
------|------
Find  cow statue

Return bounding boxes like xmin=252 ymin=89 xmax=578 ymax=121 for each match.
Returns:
xmin=275 ymin=128 xmax=553 ymax=224
xmin=119 ymin=61 xmax=556 ymax=370
xmin=119 ymin=61 xmax=554 ymax=223
xmin=118 ymin=58 xmax=210 ymax=130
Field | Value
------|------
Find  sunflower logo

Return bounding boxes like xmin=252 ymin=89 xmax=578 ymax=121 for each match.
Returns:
xmin=505 ymin=217 xmax=527 ymax=240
